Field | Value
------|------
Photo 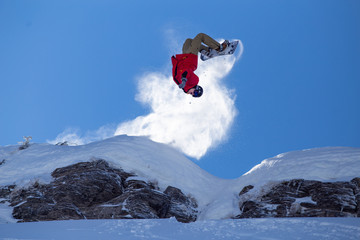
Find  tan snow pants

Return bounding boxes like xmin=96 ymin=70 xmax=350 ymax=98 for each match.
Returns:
xmin=182 ymin=33 xmax=220 ymax=55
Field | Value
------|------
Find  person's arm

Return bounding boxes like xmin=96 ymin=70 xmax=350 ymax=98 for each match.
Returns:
xmin=178 ymin=71 xmax=188 ymax=89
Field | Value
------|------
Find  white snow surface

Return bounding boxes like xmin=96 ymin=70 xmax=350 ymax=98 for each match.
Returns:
xmin=243 ymin=147 xmax=360 ymax=182
xmin=0 ymin=218 xmax=359 ymax=240
xmin=1 ymin=136 xmax=360 ymax=222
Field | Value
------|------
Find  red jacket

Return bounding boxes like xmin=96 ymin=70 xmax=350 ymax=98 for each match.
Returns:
xmin=171 ymin=53 xmax=199 ymax=93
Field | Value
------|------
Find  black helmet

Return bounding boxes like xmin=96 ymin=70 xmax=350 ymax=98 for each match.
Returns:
xmin=193 ymin=85 xmax=203 ymax=98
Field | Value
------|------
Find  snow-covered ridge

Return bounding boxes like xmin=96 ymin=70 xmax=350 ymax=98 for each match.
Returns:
xmin=0 ymin=136 xmax=226 ymax=211
xmin=0 ymin=135 xmax=359 ymax=221
xmin=242 ymin=146 xmax=360 ymax=183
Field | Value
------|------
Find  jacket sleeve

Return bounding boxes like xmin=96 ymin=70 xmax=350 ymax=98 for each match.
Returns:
xmin=183 ymin=71 xmax=199 ymax=93
xmin=171 ymin=56 xmax=180 ymax=85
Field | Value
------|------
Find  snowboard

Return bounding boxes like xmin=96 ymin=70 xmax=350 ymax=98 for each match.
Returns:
xmin=200 ymin=40 xmax=239 ymax=61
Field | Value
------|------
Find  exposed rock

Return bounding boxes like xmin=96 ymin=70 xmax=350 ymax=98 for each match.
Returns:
xmin=0 ymin=185 xmax=15 ymax=203
xmin=85 ymin=188 xmax=171 ymax=220
xmin=164 ymin=186 xmax=198 ymax=223
xmin=124 ymin=178 xmax=157 ymax=191
xmin=13 ymin=201 xmax=84 ymax=222
xmin=55 ymin=141 xmax=69 ymax=146
xmin=0 ymin=159 xmax=5 ymax=166
xmin=18 ymin=144 xmax=29 ymax=150
xmin=239 ymin=185 xmax=254 ymax=196
xmin=9 ymin=160 xmax=198 ymax=223
xmin=351 ymin=177 xmax=360 ymax=216
xmin=87 ymin=184 xmax=198 ymax=222
xmin=50 ymin=160 xmax=129 ymax=208
xmin=239 ymin=201 xmax=269 ymax=218
xmin=235 ymin=178 xmax=360 ymax=218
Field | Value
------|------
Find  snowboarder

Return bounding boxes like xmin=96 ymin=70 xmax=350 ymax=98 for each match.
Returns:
xmin=171 ymin=33 xmax=229 ymax=98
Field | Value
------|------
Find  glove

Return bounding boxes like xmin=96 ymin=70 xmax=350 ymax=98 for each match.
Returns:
xmin=178 ymin=77 xmax=187 ymax=89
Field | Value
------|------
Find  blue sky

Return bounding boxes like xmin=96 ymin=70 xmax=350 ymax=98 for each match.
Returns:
xmin=1 ymin=0 xmax=359 ymax=179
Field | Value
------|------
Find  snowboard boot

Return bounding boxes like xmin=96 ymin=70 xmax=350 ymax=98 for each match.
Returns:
xmin=217 ymin=40 xmax=229 ymax=53
xmin=200 ymin=49 xmax=212 ymax=57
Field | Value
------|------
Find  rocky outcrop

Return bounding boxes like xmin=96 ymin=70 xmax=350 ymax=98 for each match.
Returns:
xmin=164 ymin=186 xmax=198 ymax=222
xmin=235 ymin=178 xmax=360 ymax=218
xmin=8 ymin=160 xmax=198 ymax=223
xmin=3 ymin=158 xmax=359 ymax=223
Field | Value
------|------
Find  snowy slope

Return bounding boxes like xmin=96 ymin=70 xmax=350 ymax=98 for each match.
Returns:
xmin=0 ymin=136 xmax=360 ymax=222
xmin=1 ymin=218 xmax=360 ymax=240
xmin=243 ymin=147 xmax=360 ymax=182
xmin=0 ymin=136 xmax=227 ymax=206
xmin=187 ymin=146 xmax=360 ymax=220
xmin=0 ymin=135 xmax=228 ymax=220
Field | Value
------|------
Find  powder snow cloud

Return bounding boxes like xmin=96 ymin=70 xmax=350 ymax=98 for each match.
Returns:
xmin=50 ymin=38 xmax=243 ymax=159
xmin=115 ymin=43 xmax=242 ymax=159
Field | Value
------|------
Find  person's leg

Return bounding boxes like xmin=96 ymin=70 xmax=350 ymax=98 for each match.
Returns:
xmin=187 ymin=33 xmax=220 ymax=55
xmin=182 ymin=39 xmax=192 ymax=54
xmin=183 ymin=41 xmax=208 ymax=54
